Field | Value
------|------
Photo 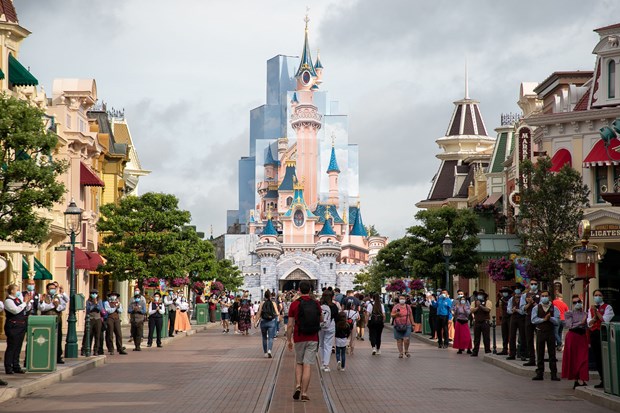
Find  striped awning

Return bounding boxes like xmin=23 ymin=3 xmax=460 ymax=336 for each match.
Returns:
xmin=583 ymin=138 xmax=620 ymax=167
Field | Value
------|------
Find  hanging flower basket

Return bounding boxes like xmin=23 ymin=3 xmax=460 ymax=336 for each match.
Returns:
xmin=487 ymin=257 xmax=515 ymax=283
xmin=170 ymin=276 xmax=190 ymax=287
xmin=143 ymin=277 xmax=161 ymax=288
xmin=192 ymin=281 xmax=205 ymax=291
xmin=386 ymin=279 xmax=407 ymax=292
xmin=410 ymin=279 xmax=425 ymax=291
xmin=210 ymin=281 xmax=225 ymax=295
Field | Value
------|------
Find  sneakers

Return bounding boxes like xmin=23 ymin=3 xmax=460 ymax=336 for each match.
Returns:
xmin=322 ymin=366 xmax=331 ymax=372
xmin=268 ymin=350 xmax=272 ymax=358
xmin=376 ymin=349 xmax=381 ymax=355
xmin=264 ymin=353 xmax=269 ymax=358
xmin=337 ymin=361 xmax=342 ymax=371
xmin=341 ymin=367 xmax=345 ymax=371
xmin=372 ymin=347 xmax=377 ymax=355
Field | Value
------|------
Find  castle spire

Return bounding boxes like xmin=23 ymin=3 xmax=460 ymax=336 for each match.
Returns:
xmin=327 ymin=135 xmax=340 ymax=173
xmin=464 ymin=59 xmax=469 ymax=100
xmin=295 ymin=9 xmax=317 ymax=78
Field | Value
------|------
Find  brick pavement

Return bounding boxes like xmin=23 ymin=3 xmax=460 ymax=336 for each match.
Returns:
xmin=0 ymin=327 xmax=281 ymax=413
xmin=320 ymin=329 xmax=616 ymax=413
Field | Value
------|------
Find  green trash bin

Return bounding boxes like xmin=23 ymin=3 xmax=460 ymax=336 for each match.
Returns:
xmin=600 ymin=323 xmax=613 ymax=395
xmin=610 ymin=322 xmax=620 ymax=396
xmin=26 ymin=315 xmax=57 ymax=373
xmin=162 ymin=311 xmax=169 ymax=338
xmin=422 ymin=308 xmax=430 ymax=335
xmin=215 ymin=304 xmax=221 ymax=322
xmin=195 ymin=304 xmax=208 ymax=325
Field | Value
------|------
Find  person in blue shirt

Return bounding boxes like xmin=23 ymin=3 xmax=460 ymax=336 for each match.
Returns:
xmin=531 ymin=290 xmax=560 ymax=381
xmin=436 ymin=290 xmax=452 ymax=349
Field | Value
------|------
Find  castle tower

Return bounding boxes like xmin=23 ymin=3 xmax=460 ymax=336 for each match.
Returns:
xmin=326 ymin=137 xmax=340 ymax=206
xmin=314 ymin=213 xmax=341 ymax=288
xmin=255 ymin=211 xmax=283 ymax=294
xmin=278 ymin=160 xmax=297 ymax=214
xmin=291 ymin=16 xmax=322 ymax=210
xmin=0 ymin=0 xmax=37 ymax=92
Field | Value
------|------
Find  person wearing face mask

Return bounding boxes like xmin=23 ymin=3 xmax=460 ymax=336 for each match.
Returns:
xmin=497 ymin=286 xmax=512 ymax=355
xmin=174 ymin=290 xmax=191 ymax=333
xmin=531 ymin=290 xmax=560 ymax=381
xmin=470 ymin=290 xmax=492 ymax=357
xmin=562 ymin=294 xmax=589 ymax=389
xmin=129 ymin=293 xmax=147 ymax=351
xmin=81 ymin=289 xmax=103 ymax=356
xmin=133 ymin=287 xmax=147 ymax=309
xmin=390 ymin=294 xmax=414 ymax=358
xmin=507 ymin=284 xmax=526 ymax=361
xmin=40 ymin=282 xmax=67 ymax=364
xmin=436 ymin=289 xmax=452 ymax=349
xmin=587 ymin=290 xmax=615 ymax=389
xmin=519 ymin=279 xmax=541 ymax=366
xmin=4 ymin=283 xmax=31 ymax=375
xmin=104 ymin=292 xmax=127 ymax=355
xmin=147 ymin=291 xmax=165 ymax=348
xmin=25 ymin=279 xmax=40 ymax=315
xmin=452 ymin=294 xmax=472 ymax=354
xmin=164 ymin=289 xmax=177 ymax=337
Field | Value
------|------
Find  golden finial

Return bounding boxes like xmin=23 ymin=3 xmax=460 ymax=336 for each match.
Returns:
xmin=342 ymin=204 xmax=348 ymax=224
xmin=357 ymin=200 xmax=361 ymax=208
xmin=331 ymin=132 xmax=336 ymax=147
xmin=325 ymin=211 xmax=332 ymax=220
xmin=293 ymin=177 xmax=305 ymax=190
xmin=267 ymin=205 xmax=272 ymax=220
xmin=285 ymin=159 xmax=296 ymax=167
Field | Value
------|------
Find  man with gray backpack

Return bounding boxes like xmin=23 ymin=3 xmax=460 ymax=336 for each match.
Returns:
xmin=286 ymin=281 xmax=322 ymax=402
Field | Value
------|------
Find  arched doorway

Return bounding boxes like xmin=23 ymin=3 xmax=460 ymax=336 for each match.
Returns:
xmin=280 ymin=268 xmax=316 ymax=292
xmin=598 ymin=248 xmax=620 ymax=320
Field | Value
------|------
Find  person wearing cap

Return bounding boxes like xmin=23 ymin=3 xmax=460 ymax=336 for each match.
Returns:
xmin=507 ymin=283 xmax=526 ymax=360
xmin=497 ymin=286 xmax=513 ymax=355
xmin=470 ymin=289 xmax=492 ymax=357
xmin=128 ymin=292 xmax=147 ymax=351
xmin=81 ymin=289 xmax=103 ymax=356
xmin=147 ymin=291 xmax=165 ymax=348
xmin=104 ymin=292 xmax=126 ymax=355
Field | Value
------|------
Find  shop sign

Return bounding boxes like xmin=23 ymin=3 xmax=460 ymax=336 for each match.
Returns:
xmin=509 ymin=191 xmax=521 ymax=207
xmin=517 ymin=126 xmax=532 ymax=189
xmin=591 ymin=224 xmax=620 ymax=238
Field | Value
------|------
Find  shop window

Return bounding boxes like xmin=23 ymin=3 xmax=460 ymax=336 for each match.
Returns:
xmin=596 ymin=166 xmax=608 ymax=203
xmin=286 ymin=197 xmax=293 ymax=206
xmin=609 ymin=60 xmax=617 ymax=99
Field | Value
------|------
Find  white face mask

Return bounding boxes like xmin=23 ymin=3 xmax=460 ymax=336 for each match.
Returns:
xmin=154 ymin=297 xmax=160 ymax=302
xmin=399 ymin=299 xmax=406 ymax=304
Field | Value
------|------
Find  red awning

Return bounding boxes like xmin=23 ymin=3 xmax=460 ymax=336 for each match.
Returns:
xmin=84 ymin=251 xmax=105 ymax=271
xmin=483 ymin=193 xmax=503 ymax=206
xmin=66 ymin=247 xmax=90 ymax=269
xmin=549 ymin=148 xmax=572 ymax=172
xmin=80 ymin=161 xmax=105 ymax=187
xmin=583 ymin=138 xmax=620 ymax=167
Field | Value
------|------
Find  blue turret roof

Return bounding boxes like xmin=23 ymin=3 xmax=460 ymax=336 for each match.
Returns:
xmin=264 ymin=146 xmax=277 ymax=166
xmin=291 ymin=92 xmax=299 ymax=104
xmin=327 ymin=145 xmax=340 ymax=173
xmin=284 ymin=185 xmax=316 ymax=218
xmin=262 ymin=218 xmax=278 ymax=236
xmin=314 ymin=53 xmax=323 ymax=69
xmin=295 ymin=22 xmax=318 ymax=78
xmin=318 ymin=217 xmax=336 ymax=236
xmin=350 ymin=204 xmax=368 ymax=237
xmin=278 ymin=162 xmax=296 ymax=191
xmin=313 ymin=204 xmax=344 ymax=224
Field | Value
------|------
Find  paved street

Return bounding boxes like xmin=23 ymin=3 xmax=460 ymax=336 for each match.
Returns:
xmin=0 ymin=326 xmax=617 ymax=413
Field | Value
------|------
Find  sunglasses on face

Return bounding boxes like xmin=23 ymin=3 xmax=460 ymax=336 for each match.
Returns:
xmin=572 ymin=300 xmax=582 ymax=305
xmin=530 ymin=283 xmax=538 ymax=286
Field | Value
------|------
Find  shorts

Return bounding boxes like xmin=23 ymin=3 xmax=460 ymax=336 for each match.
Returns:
xmin=393 ymin=324 xmax=412 ymax=340
xmin=294 ymin=341 xmax=318 ymax=365
xmin=221 ymin=312 xmax=229 ymax=320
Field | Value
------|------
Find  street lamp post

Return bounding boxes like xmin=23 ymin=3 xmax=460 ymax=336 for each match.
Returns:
xmin=442 ymin=234 xmax=453 ymax=297
xmin=64 ymin=199 xmax=83 ymax=359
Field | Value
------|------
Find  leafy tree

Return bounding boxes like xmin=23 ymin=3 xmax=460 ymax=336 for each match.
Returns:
xmin=214 ymin=259 xmax=243 ymax=292
xmin=405 ymin=207 xmax=481 ymax=284
xmin=518 ymin=158 xmax=590 ymax=284
xmin=353 ymin=262 xmax=383 ymax=293
xmin=0 ymin=94 xmax=66 ymax=243
xmin=365 ymin=224 xmax=380 ymax=237
xmin=97 ymin=192 xmax=194 ymax=282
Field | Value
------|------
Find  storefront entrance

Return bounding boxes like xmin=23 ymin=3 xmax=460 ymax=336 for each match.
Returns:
xmin=279 ymin=268 xmax=317 ymax=292
xmin=599 ymin=248 xmax=620 ymax=320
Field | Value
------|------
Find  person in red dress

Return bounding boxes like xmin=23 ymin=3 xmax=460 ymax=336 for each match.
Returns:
xmin=562 ymin=294 xmax=589 ymax=389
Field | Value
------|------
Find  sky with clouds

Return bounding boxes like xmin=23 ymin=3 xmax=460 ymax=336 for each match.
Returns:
xmin=14 ymin=0 xmax=620 ymax=240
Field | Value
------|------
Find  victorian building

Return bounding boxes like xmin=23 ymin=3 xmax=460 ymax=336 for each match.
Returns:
xmin=225 ymin=18 xmax=386 ymax=297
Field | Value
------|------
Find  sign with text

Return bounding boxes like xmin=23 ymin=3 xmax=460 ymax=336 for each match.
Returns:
xmin=591 ymin=224 xmax=620 ymax=238
xmin=517 ymin=126 xmax=532 ymax=189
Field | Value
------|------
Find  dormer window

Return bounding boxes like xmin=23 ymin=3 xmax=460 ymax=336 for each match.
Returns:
xmin=609 ymin=59 xmax=616 ymax=99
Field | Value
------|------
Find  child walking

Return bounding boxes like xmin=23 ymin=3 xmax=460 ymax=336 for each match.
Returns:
xmin=335 ymin=312 xmax=352 ymax=371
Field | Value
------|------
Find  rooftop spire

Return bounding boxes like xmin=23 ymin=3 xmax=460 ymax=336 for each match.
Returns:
xmin=465 ymin=59 xmax=469 ymax=100
xmin=327 ymin=134 xmax=340 ymax=173
xmin=296 ymin=8 xmax=317 ymax=78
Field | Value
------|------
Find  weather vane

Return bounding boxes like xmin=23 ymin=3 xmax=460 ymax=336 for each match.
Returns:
xmin=304 ymin=6 xmax=310 ymax=28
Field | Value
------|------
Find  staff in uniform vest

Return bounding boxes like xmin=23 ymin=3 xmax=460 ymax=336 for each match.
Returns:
xmin=104 ymin=291 xmax=127 ymax=355
xmin=147 ymin=291 xmax=165 ymax=348
xmin=497 ymin=286 xmax=512 ymax=355
xmin=587 ymin=289 xmax=615 ymax=389
xmin=3 ymin=284 xmax=31 ymax=377
xmin=129 ymin=292 xmax=147 ymax=351
xmin=470 ymin=290 xmax=492 ymax=356
xmin=39 ymin=282 xmax=66 ymax=364
xmin=82 ymin=289 xmax=103 ymax=356
xmin=519 ymin=278 xmax=541 ymax=366
xmin=164 ymin=289 xmax=177 ymax=337
xmin=53 ymin=281 xmax=69 ymax=361
xmin=0 ymin=300 xmax=5 ymax=386
xmin=507 ymin=283 xmax=526 ymax=360
xmin=25 ymin=279 xmax=40 ymax=315
xmin=531 ymin=290 xmax=560 ymax=381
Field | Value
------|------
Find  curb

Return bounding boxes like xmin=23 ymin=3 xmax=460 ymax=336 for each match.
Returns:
xmin=0 ymin=323 xmax=214 ymax=405
xmin=575 ymin=386 xmax=620 ymax=412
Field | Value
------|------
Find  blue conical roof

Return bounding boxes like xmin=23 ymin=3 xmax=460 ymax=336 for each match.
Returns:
xmin=295 ymin=22 xmax=317 ymax=78
xmin=262 ymin=218 xmax=278 ymax=236
xmin=314 ymin=53 xmax=323 ymax=69
xmin=291 ymin=92 xmax=299 ymax=104
xmin=350 ymin=204 xmax=368 ymax=237
xmin=279 ymin=162 xmax=296 ymax=191
xmin=318 ymin=217 xmax=336 ymax=236
xmin=264 ymin=146 xmax=277 ymax=166
xmin=327 ymin=145 xmax=340 ymax=173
